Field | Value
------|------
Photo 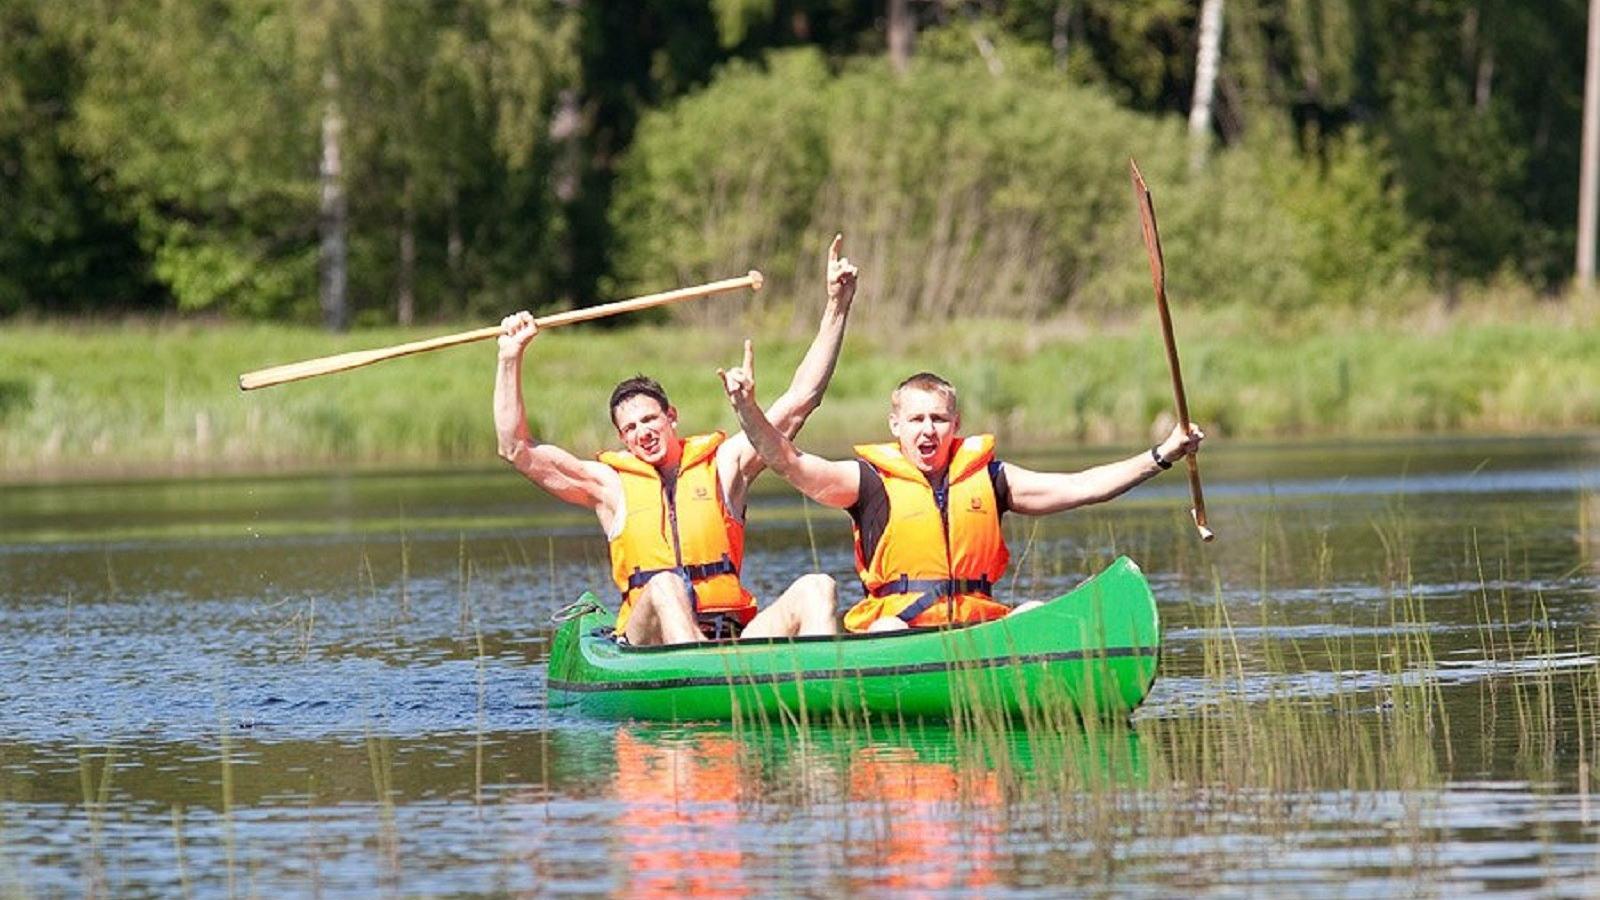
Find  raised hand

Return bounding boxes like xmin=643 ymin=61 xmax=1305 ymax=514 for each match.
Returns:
xmin=498 ymin=311 xmax=539 ymax=360
xmin=717 ymin=339 xmax=757 ymax=409
xmin=827 ymin=233 xmax=858 ymax=307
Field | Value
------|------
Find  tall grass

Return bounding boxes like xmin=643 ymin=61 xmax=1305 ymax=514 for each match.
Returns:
xmin=696 ymin=517 xmax=1598 ymax=889
xmin=4 ymin=303 xmax=1598 ymax=480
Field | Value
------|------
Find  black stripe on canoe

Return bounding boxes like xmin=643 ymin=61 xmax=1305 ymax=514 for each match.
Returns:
xmin=548 ymin=645 xmax=1158 ymax=694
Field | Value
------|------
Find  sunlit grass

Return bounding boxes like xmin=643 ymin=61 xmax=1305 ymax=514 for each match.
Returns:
xmin=3 ymin=310 xmax=1599 ymax=480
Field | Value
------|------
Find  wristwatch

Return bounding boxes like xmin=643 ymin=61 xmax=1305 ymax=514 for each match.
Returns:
xmin=1150 ymin=445 xmax=1173 ymax=470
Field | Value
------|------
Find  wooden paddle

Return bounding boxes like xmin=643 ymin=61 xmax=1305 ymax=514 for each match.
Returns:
xmin=238 ymin=270 xmax=765 ymax=391
xmin=1129 ymin=158 xmax=1214 ymax=542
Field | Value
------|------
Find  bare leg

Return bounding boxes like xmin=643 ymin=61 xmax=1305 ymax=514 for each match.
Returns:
xmin=1008 ymin=600 xmax=1044 ymax=617
xmin=866 ymin=616 xmax=909 ymax=633
xmin=623 ymin=573 xmax=704 ymax=646
xmin=741 ymin=573 xmax=839 ymax=638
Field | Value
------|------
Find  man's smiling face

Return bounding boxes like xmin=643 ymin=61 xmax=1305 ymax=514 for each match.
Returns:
xmin=613 ymin=395 xmax=679 ymax=468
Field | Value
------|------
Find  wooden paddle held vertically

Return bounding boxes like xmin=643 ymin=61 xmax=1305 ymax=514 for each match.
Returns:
xmin=1129 ymin=159 xmax=1214 ymax=542
xmin=238 ymin=271 xmax=765 ymax=391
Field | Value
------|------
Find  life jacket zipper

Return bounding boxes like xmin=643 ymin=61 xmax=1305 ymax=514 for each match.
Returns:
xmin=661 ymin=470 xmax=693 ymax=610
xmin=934 ymin=470 xmax=955 ymax=624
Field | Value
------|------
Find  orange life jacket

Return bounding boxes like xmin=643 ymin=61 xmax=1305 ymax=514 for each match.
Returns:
xmin=599 ymin=432 xmax=755 ymax=633
xmin=843 ymin=435 xmax=1011 ymax=632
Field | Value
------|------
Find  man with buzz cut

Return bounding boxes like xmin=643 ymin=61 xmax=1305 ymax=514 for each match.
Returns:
xmin=718 ymin=352 xmax=1204 ymax=632
xmin=494 ymin=237 xmax=860 ymax=646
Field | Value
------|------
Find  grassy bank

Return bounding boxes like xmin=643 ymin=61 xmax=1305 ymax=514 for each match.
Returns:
xmin=3 ymin=301 xmax=1598 ymax=481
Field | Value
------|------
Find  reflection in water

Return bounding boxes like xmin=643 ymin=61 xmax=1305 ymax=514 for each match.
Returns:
xmin=613 ymin=730 xmax=750 ymax=897
xmin=607 ymin=726 xmax=1008 ymax=895
xmin=591 ymin=722 xmax=1149 ymax=895
xmin=845 ymin=743 xmax=1000 ymax=893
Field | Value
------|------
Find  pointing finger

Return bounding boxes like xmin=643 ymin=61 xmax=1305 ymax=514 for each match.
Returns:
xmin=742 ymin=339 xmax=753 ymax=375
xmin=829 ymin=233 xmax=842 ymax=265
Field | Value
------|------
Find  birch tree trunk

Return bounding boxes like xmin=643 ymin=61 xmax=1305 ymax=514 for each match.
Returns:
xmin=319 ymin=62 xmax=349 ymax=331
xmin=1578 ymin=0 xmax=1600 ymax=288
xmin=1188 ymin=0 xmax=1225 ymax=173
xmin=889 ymin=0 xmax=913 ymax=74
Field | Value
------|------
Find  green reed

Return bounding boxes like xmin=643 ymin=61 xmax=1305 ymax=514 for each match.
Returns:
xmin=706 ymin=499 xmax=1600 ymax=890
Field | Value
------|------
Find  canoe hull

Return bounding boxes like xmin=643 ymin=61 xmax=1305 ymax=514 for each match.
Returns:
xmin=547 ymin=555 xmax=1160 ymax=723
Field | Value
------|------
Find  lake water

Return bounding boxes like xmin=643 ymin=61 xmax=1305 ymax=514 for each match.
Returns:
xmin=3 ymin=436 xmax=1599 ymax=895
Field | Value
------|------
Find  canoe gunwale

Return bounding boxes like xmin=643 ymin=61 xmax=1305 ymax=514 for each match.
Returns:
xmin=548 ymin=643 xmax=1159 ymax=693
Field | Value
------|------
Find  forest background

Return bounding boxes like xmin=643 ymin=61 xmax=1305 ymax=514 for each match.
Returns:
xmin=2 ymin=0 xmax=1597 ymax=477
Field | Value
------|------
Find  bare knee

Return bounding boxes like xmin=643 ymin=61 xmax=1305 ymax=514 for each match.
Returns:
xmin=641 ymin=573 xmax=691 ymax=607
xmin=795 ymin=573 xmax=836 ymax=605
xmin=631 ymin=574 xmax=700 ymax=644
xmin=1008 ymin=600 xmax=1043 ymax=617
xmin=867 ymin=616 xmax=909 ymax=633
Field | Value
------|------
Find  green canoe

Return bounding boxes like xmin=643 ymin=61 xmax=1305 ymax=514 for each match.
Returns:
xmin=545 ymin=555 xmax=1161 ymax=723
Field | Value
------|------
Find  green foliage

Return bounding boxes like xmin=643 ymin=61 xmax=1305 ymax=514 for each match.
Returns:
xmin=609 ymin=50 xmax=830 ymax=303
xmin=63 ymin=0 xmax=323 ymax=317
xmin=1223 ymin=0 xmax=1586 ymax=288
xmin=613 ymin=42 xmax=1422 ymax=321
xmin=1253 ymin=130 xmax=1422 ymax=309
xmin=35 ymin=0 xmax=579 ymax=323
xmin=0 ymin=0 xmax=155 ymax=314
xmin=1 ymin=0 xmax=1595 ymax=323
xmin=711 ymin=0 xmax=776 ymax=47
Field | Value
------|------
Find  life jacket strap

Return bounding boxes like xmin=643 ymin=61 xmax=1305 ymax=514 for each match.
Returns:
xmin=625 ymin=554 xmax=739 ymax=592
xmin=627 ymin=554 xmax=739 ymax=589
xmin=868 ymin=577 xmax=995 ymax=623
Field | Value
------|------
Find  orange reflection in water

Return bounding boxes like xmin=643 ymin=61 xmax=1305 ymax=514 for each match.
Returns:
xmin=845 ymin=744 xmax=1002 ymax=895
xmin=612 ymin=730 xmax=750 ymax=897
xmin=608 ymin=729 xmax=1006 ymax=897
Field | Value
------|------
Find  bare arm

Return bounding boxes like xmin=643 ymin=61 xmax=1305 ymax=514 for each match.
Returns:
xmin=720 ymin=234 xmax=859 ymax=497
xmin=1004 ymin=424 xmax=1205 ymax=516
xmin=765 ymin=233 xmax=858 ymax=438
xmin=719 ymin=341 xmax=861 ymax=509
xmin=494 ymin=312 xmax=619 ymax=513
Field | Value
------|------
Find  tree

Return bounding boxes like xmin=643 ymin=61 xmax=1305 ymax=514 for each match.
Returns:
xmin=1188 ymin=0 xmax=1224 ymax=171
xmin=0 ymin=0 xmax=155 ymax=314
xmin=1579 ymin=0 xmax=1600 ymax=287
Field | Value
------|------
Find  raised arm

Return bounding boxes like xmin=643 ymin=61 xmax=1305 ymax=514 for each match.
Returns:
xmin=1004 ymin=424 xmax=1205 ymax=516
xmin=494 ymin=312 xmax=619 ymax=512
xmin=718 ymin=234 xmax=859 ymax=502
xmin=764 ymin=233 xmax=859 ymax=436
xmin=718 ymin=341 xmax=861 ymax=509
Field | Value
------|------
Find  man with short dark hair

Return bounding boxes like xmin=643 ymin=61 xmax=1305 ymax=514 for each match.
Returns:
xmin=494 ymin=237 xmax=859 ymax=645
xmin=720 ymin=358 xmax=1204 ymax=632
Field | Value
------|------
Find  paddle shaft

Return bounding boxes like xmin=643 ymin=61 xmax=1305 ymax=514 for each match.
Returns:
xmin=238 ymin=271 xmax=764 ymax=390
xmin=1129 ymin=159 xmax=1214 ymax=542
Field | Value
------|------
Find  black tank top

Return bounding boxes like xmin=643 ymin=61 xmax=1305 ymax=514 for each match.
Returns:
xmin=846 ymin=459 xmax=1010 ymax=566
